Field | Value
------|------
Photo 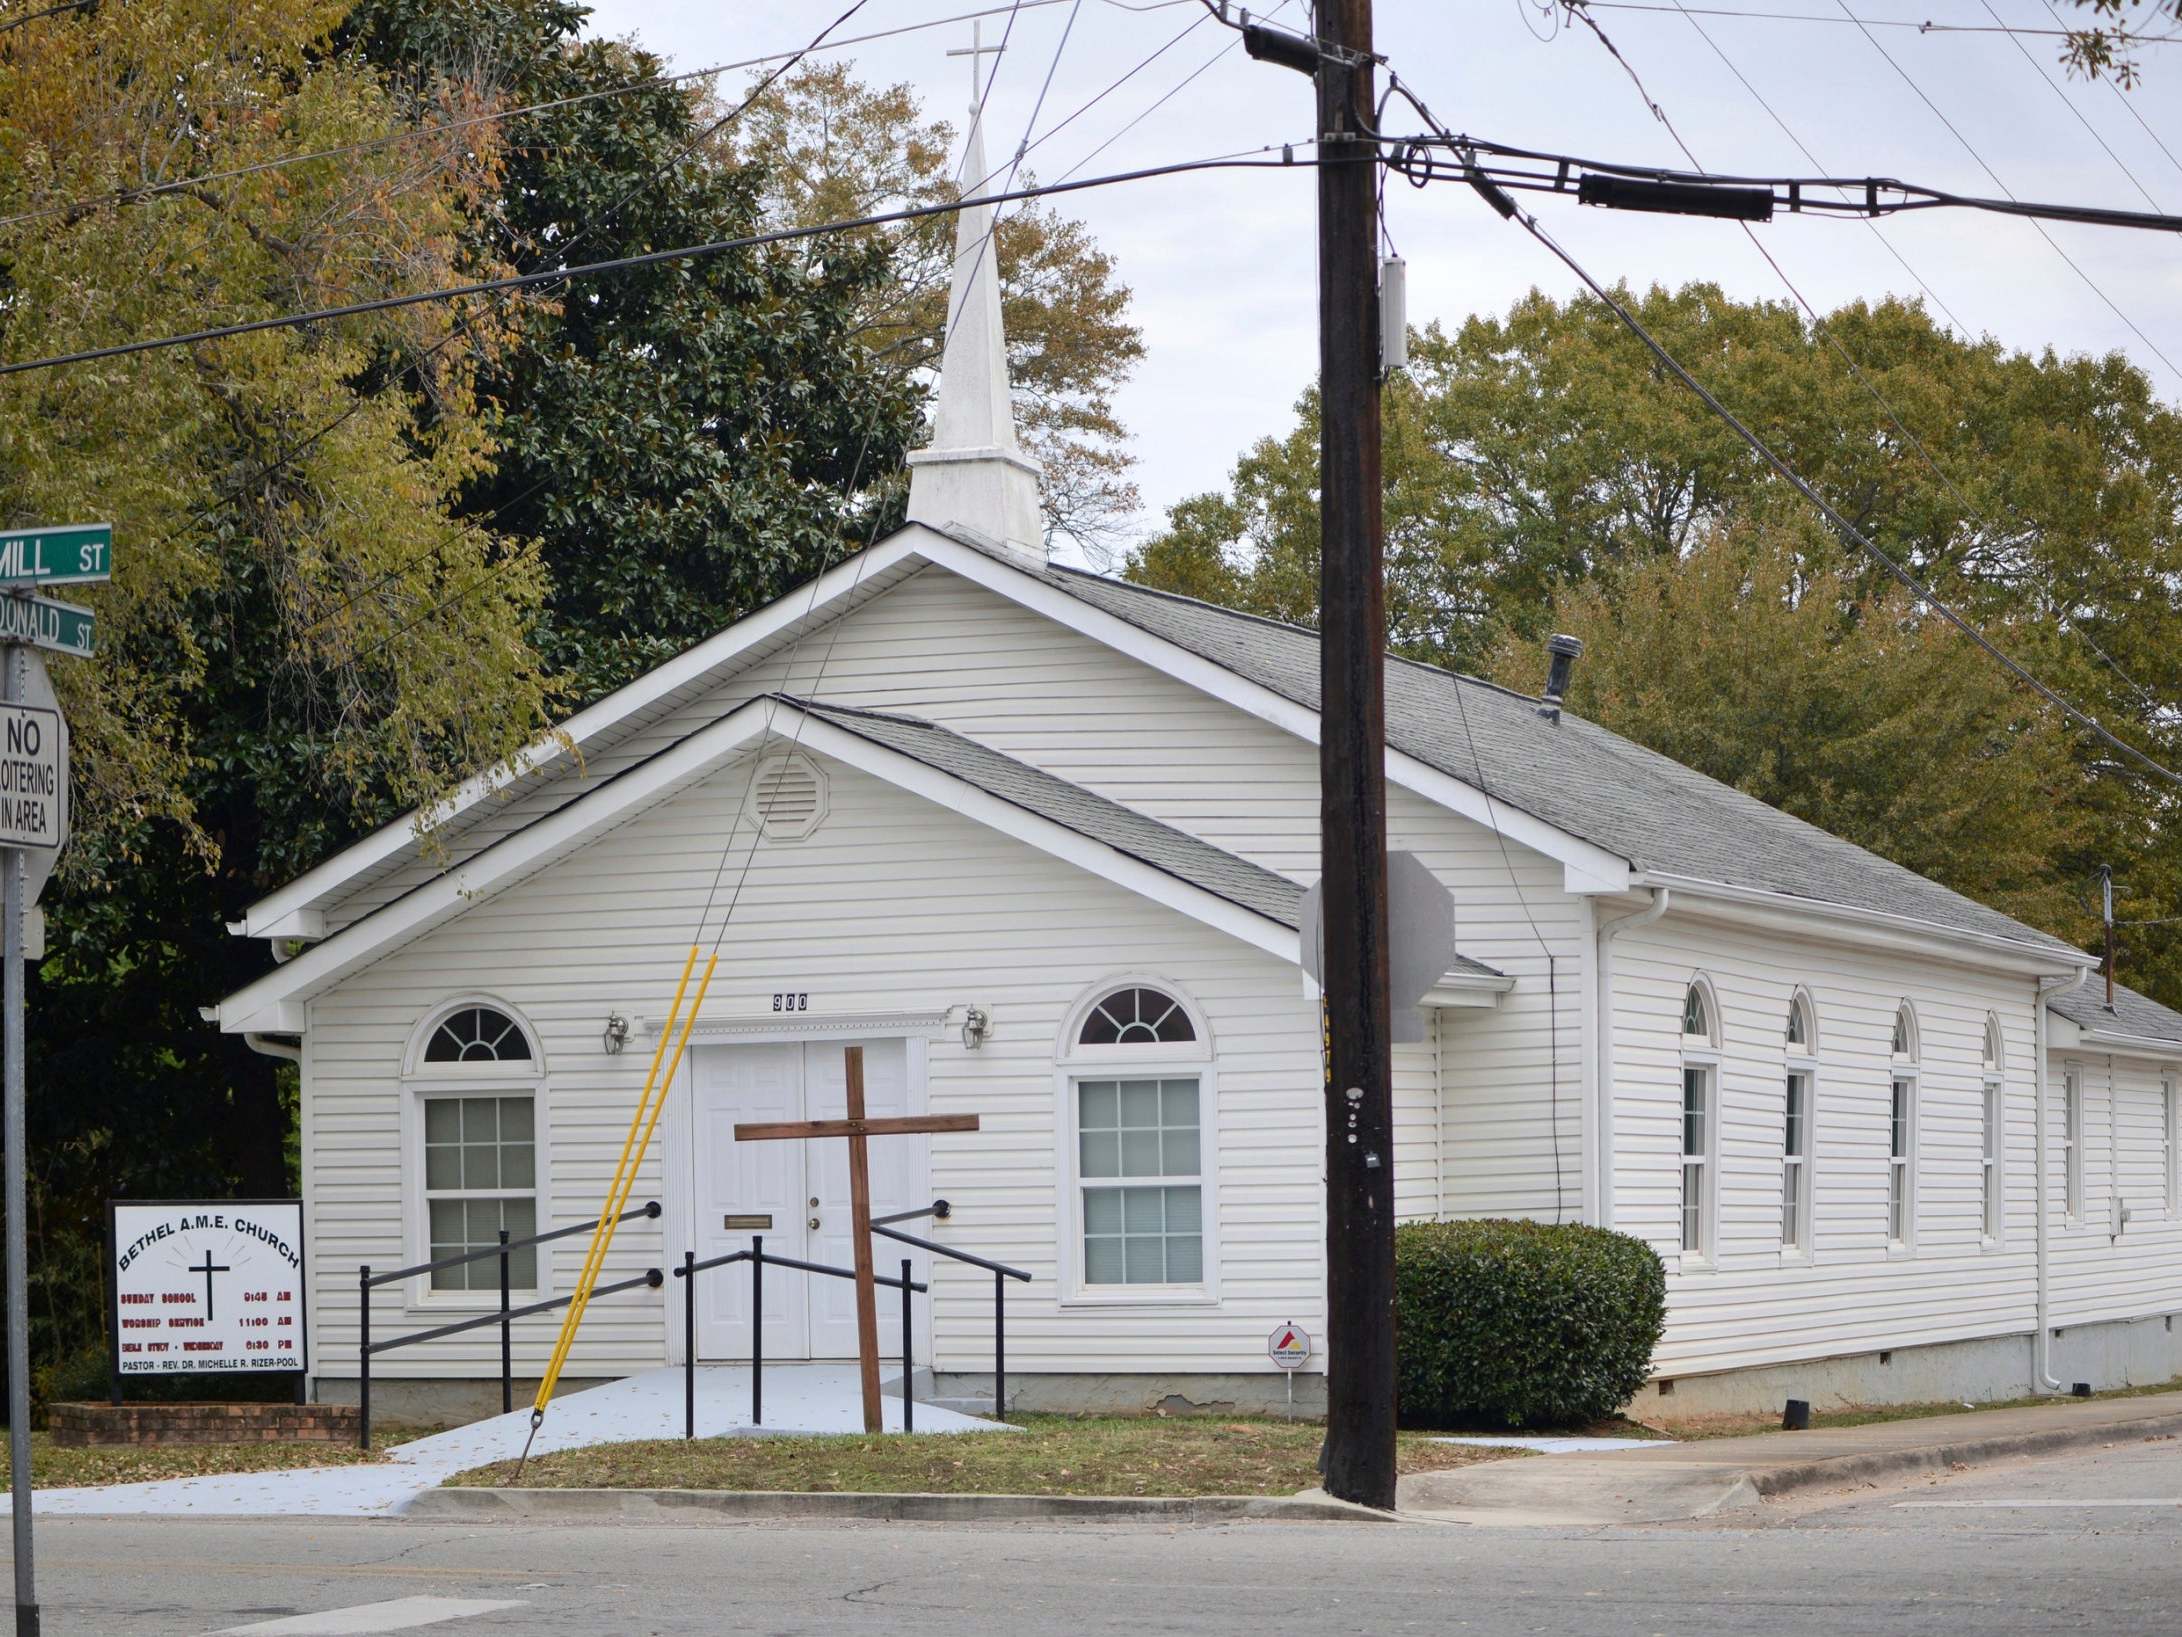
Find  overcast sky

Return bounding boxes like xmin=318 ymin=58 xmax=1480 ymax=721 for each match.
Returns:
xmin=581 ymin=1 xmax=2182 ymax=553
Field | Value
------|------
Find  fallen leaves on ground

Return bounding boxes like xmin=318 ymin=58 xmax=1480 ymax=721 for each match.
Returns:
xmin=448 ymin=1414 xmax=1527 ymax=1497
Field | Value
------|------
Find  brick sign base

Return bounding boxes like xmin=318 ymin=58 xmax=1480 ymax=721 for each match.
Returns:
xmin=49 ymin=1402 xmax=361 ymax=1448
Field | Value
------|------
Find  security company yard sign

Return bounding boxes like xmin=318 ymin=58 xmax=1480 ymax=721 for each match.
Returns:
xmin=1268 ymin=1321 xmax=1312 ymax=1370
xmin=109 ymin=1201 xmax=308 ymax=1377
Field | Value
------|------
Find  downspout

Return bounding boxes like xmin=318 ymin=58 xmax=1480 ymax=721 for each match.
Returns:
xmin=2034 ymin=966 xmax=2089 ymax=1393
xmin=1593 ymin=888 xmax=1670 ymax=1231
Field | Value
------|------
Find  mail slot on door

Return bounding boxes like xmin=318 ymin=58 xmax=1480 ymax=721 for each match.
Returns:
xmin=722 ymin=1214 xmax=774 ymax=1230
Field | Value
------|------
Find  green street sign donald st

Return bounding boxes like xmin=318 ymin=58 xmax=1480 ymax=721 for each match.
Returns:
xmin=0 ymin=595 xmax=93 ymax=659
xmin=0 ymin=524 xmax=111 ymax=589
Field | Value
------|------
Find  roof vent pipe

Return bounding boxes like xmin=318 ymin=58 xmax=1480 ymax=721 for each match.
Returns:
xmin=1539 ymin=633 xmax=1583 ymax=723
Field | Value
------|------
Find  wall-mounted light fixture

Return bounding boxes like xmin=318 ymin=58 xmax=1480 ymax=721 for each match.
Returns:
xmin=960 ymin=1005 xmax=992 ymax=1051
xmin=602 ymin=1012 xmax=631 ymax=1055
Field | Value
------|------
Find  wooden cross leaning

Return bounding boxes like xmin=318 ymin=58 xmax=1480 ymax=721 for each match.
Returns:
xmin=734 ymin=1045 xmax=979 ymax=1434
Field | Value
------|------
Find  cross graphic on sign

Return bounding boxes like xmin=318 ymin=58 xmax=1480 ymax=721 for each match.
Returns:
xmin=735 ymin=1045 xmax=979 ymax=1433
xmin=191 ymin=1249 xmax=230 ymax=1323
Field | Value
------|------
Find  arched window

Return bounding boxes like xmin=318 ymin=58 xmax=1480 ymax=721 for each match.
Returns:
xmin=1783 ymin=990 xmax=1818 ymax=1254
xmin=1980 ymin=1014 xmax=2004 ymax=1241
xmin=1679 ymin=977 xmax=1720 ymax=1262
xmin=409 ymin=1001 xmax=542 ymax=1295
xmin=1888 ymin=1003 xmax=1919 ymax=1250
xmin=1786 ymin=991 xmax=1816 ymax=1052
xmin=424 ymin=1005 xmax=533 ymax=1064
xmin=1062 ymin=982 xmax=1212 ymax=1295
xmin=1891 ymin=1002 xmax=1918 ymax=1062
xmin=1682 ymin=981 xmax=1715 ymax=1045
xmin=1078 ymin=986 xmax=1197 ymax=1047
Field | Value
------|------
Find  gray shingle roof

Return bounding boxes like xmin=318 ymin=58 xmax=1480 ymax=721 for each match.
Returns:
xmin=789 ymin=695 xmax=1506 ymax=980
xmin=939 ymin=532 xmax=2088 ymax=964
xmin=2050 ymin=980 xmax=2182 ymax=1047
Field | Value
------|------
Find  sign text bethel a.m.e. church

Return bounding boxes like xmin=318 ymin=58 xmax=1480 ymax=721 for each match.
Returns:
xmin=110 ymin=1202 xmax=307 ymax=1376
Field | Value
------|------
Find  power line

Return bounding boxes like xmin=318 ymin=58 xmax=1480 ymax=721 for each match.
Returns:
xmin=1570 ymin=0 xmax=2182 ymax=41
xmin=1567 ymin=1 xmax=2168 ymax=740
xmin=1410 ymin=136 xmax=2182 ymax=232
xmin=1981 ymin=0 xmax=2166 ymax=214
xmin=2044 ymin=0 xmax=2182 ymax=185
xmin=1392 ymin=77 xmax=2182 ymax=788
xmin=133 ymin=0 xmax=887 ymax=648
xmin=0 ymin=153 xmax=1321 ymax=377
xmin=0 ymin=0 xmax=1198 ymax=235
xmin=1055 ymin=0 xmax=1295 ymax=182
xmin=1829 ymin=0 xmax=2182 ymax=385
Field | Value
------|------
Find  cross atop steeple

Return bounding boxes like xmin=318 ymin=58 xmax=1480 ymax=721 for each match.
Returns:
xmin=944 ymin=18 xmax=1005 ymax=118
xmin=905 ymin=32 xmax=1046 ymax=558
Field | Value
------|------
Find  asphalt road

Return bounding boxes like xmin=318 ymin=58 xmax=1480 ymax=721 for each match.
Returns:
xmin=9 ymin=1436 xmax=2182 ymax=1635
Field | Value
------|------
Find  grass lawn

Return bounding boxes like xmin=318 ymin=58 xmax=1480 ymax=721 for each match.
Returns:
xmin=448 ymin=1414 xmax=1528 ymax=1498
xmin=1642 ymin=1375 xmax=2182 ymax=1441
xmin=2 ymin=1424 xmax=437 ymax=1493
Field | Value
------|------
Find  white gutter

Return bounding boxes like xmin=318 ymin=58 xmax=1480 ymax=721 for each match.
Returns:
xmin=1592 ymin=888 xmax=1670 ymax=1230
xmin=1631 ymin=871 xmax=2085 ymax=974
xmin=243 ymin=1032 xmax=301 ymax=1063
xmin=2035 ymin=966 xmax=2090 ymax=1393
xmin=2070 ymin=1027 xmax=2182 ymax=1059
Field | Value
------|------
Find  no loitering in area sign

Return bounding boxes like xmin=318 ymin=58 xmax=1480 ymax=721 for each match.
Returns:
xmin=0 ymin=705 xmax=62 ymax=851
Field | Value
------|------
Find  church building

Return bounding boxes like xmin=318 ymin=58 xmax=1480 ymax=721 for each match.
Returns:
xmin=216 ymin=109 xmax=2182 ymax=1420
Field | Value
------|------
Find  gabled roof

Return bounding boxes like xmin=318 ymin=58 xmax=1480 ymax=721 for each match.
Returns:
xmin=793 ymin=698 xmax=1303 ymax=929
xmin=2050 ymin=979 xmax=2182 ymax=1052
xmin=934 ymin=531 xmax=2088 ymax=965
xmin=240 ymin=519 xmax=2092 ymax=972
xmin=224 ymin=694 xmax=1476 ymax=1033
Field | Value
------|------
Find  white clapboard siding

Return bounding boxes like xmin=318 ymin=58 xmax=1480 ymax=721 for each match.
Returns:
xmin=2046 ymin=1053 xmax=2182 ymax=1331
xmin=1611 ymin=909 xmax=2049 ymax=1376
xmin=305 ymin=753 xmax=1323 ymax=1381
xmin=324 ymin=568 xmax=1321 ymax=924
xmin=319 ymin=566 xmax=1582 ymax=1231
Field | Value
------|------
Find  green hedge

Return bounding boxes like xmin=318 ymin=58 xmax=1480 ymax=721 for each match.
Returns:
xmin=1394 ymin=1218 xmax=1666 ymax=1428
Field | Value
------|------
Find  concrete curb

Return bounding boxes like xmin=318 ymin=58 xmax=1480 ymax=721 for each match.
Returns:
xmin=1398 ymin=1401 xmax=2182 ymax=1525
xmin=402 ymin=1485 xmax=1397 ymax=1526
xmin=1744 ymin=1407 xmax=2182 ymax=1499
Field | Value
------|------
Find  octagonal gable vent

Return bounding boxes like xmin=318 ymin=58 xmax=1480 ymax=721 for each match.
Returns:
xmin=746 ymin=751 xmax=827 ymax=841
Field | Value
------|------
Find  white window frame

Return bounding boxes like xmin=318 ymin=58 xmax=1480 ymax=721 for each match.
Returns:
xmin=1679 ymin=977 xmax=1721 ymax=1269
xmin=1055 ymin=978 xmax=1219 ymax=1307
xmin=2063 ymin=1067 xmax=2084 ymax=1225
xmin=1977 ymin=1016 xmax=2005 ymax=1246
xmin=401 ymin=998 xmax=552 ymax=1311
xmin=1888 ymin=1002 xmax=1919 ymax=1255
xmin=2165 ymin=1075 xmax=2178 ymax=1219
xmin=1782 ymin=988 xmax=1818 ymax=1260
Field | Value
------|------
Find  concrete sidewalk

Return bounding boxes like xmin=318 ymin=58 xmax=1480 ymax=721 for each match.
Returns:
xmin=1399 ymin=1389 xmax=2182 ymax=1525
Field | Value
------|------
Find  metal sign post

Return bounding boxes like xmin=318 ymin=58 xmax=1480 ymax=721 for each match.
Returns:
xmin=3 ymin=643 xmax=35 ymax=1637
xmin=0 ymin=522 xmax=101 ymax=1637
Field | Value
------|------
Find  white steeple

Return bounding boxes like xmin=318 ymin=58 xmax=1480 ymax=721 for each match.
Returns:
xmin=904 ymin=80 xmax=1045 ymax=556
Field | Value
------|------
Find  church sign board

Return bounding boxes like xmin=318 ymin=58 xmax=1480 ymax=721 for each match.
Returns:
xmin=108 ymin=1201 xmax=308 ymax=1377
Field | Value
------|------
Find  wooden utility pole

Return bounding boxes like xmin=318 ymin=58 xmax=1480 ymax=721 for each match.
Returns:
xmin=1313 ymin=0 xmax=1396 ymax=1510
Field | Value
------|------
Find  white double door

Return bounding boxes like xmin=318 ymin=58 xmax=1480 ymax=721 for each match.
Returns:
xmin=688 ymin=1038 xmax=925 ymax=1361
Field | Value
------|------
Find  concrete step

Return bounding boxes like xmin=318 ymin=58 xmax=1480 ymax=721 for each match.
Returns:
xmin=922 ymin=1394 xmax=996 ymax=1419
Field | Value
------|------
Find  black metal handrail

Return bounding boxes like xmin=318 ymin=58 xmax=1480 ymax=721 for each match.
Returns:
xmin=868 ymin=1198 xmax=950 ymax=1227
xmin=670 ymin=1212 xmax=1028 ymax=1438
xmin=674 ymin=1236 xmax=931 ymax=1435
xmin=873 ymin=1220 xmax=1029 ymax=1423
xmin=355 ymin=1200 xmax=662 ymax=1449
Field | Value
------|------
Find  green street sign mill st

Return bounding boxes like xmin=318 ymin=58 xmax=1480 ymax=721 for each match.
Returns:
xmin=0 ymin=524 xmax=112 ymax=589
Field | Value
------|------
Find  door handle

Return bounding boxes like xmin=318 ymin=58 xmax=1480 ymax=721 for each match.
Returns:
xmin=808 ymin=1216 xmax=821 ymax=1231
